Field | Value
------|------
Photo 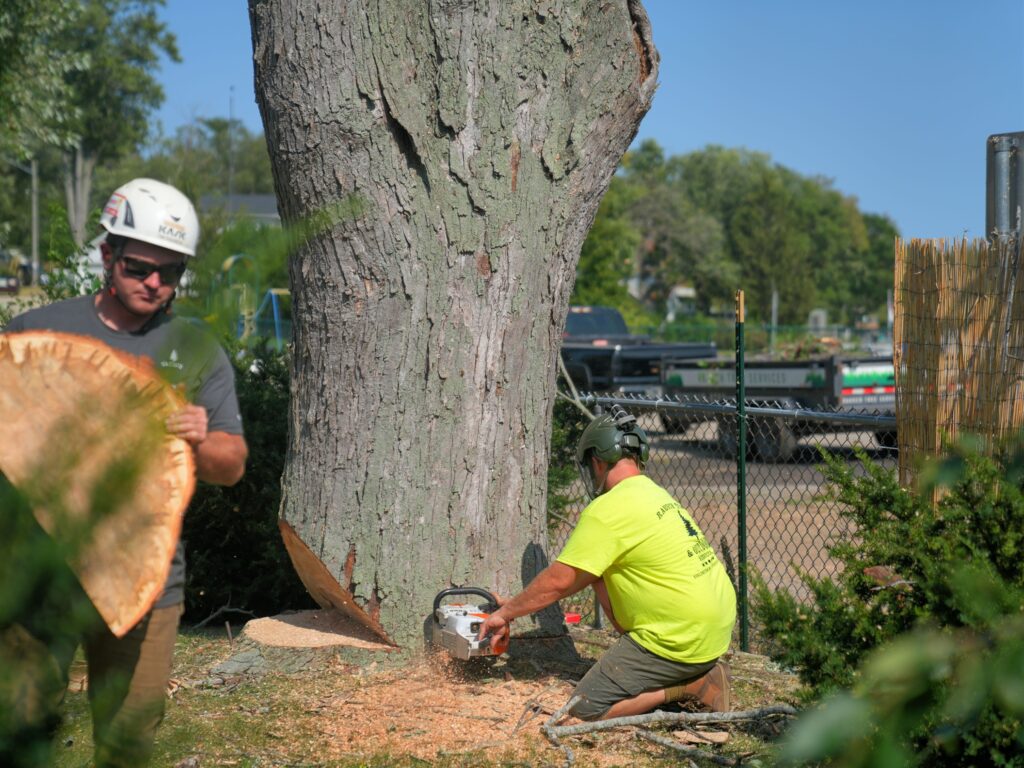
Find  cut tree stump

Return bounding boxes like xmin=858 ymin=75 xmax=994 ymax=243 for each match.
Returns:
xmin=212 ymin=609 xmax=396 ymax=676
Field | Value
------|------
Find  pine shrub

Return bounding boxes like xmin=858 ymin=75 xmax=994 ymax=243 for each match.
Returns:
xmin=183 ymin=344 xmax=315 ymax=622
xmin=754 ymin=438 xmax=1024 ymax=764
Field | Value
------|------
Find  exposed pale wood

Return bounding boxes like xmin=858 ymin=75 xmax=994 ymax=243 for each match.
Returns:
xmin=0 ymin=331 xmax=194 ymax=637
xmin=243 ymin=609 xmax=393 ymax=650
xmin=278 ymin=520 xmax=395 ymax=645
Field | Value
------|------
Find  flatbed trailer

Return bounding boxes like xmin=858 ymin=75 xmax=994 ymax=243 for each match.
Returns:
xmin=661 ymin=355 xmax=896 ymax=460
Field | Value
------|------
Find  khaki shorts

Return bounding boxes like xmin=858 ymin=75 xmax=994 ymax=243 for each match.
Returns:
xmin=570 ymin=634 xmax=717 ymax=720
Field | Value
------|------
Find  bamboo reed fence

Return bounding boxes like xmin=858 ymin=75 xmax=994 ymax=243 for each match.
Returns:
xmin=894 ymin=237 xmax=1024 ymax=484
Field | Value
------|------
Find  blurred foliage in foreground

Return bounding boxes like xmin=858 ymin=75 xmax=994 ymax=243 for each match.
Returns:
xmin=755 ymin=437 xmax=1024 ymax=766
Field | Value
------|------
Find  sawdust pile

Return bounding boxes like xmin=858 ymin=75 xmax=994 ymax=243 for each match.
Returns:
xmin=243 ymin=611 xmax=391 ymax=650
xmin=295 ymin=654 xmax=599 ymax=764
xmin=178 ymin=626 xmax=799 ymax=765
xmin=284 ymin=647 xmax=799 ymax=765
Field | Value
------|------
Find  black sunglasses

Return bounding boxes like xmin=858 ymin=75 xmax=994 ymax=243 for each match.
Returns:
xmin=120 ymin=255 xmax=187 ymax=286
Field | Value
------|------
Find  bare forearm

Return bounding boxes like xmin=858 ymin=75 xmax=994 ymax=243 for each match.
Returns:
xmin=194 ymin=432 xmax=248 ymax=485
xmin=495 ymin=562 xmax=597 ymax=622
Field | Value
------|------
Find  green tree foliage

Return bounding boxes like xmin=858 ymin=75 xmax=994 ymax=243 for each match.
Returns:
xmin=60 ymin=0 xmax=179 ymax=162
xmin=754 ymin=439 xmax=1024 ymax=765
xmin=778 ymin=573 xmax=1024 ymax=767
xmin=0 ymin=119 xmax=275 ymax=276
xmin=58 ymin=0 xmax=180 ymax=242
xmin=730 ymin=166 xmax=815 ymax=324
xmin=576 ymin=140 xmax=898 ymax=328
xmin=0 ymin=0 xmax=84 ymax=159
xmin=97 ymin=119 xmax=275 ymax=205
xmin=572 ymin=177 xmax=639 ymax=308
xmin=851 ymin=212 xmax=899 ymax=317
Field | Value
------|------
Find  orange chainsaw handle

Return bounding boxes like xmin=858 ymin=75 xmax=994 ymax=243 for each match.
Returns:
xmin=491 ymin=629 xmax=509 ymax=654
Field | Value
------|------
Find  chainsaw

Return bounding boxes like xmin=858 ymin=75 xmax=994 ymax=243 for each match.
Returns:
xmin=429 ymin=587 xmax=509 ymax=660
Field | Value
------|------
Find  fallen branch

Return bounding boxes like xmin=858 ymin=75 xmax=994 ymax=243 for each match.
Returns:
xmin=542 ymin=705 xmax=796 ymax=768
xmin=547 ymin=704 xmax=798 ymax=738
xmin=511 ymin=683 xmax=565 ymax=734
xmin=637 ymin=729 xmax=740 ymax=766
xmin=194 ymin=604 xmax=256 ymax=630
xmin=541 ymin=695 xmax=582 ymax=768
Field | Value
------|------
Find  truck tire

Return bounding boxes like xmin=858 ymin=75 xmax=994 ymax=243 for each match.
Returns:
xmin=715 ymin=418 xmax=759 ymax=460
xmin=716 ymin=417 xmax=739 ymax=458
xmin=660 ymin=413 xmax=689 ymax=435
xmin=753 ymin=418 xmax=798 ymax=463
xmin=875 ymin=430 xmax=897 ymax=449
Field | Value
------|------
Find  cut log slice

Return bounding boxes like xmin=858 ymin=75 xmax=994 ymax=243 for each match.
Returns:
xmin=0 ymin=331 xmax=195 ymax=637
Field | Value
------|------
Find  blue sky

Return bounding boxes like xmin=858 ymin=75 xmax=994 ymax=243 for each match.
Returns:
xmin=156 ymin=1 xmax=1023 ymax=239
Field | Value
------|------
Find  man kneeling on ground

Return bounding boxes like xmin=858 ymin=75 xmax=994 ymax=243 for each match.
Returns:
xmin=479 ymin=406 xmax=736 ymax=721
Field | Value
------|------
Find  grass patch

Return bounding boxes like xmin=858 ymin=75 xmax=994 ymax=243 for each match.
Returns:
xmin=52 ymin=624 xmax=799 ymax=767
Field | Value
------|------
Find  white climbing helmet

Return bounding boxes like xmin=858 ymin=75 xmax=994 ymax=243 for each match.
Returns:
xmin=99 ymin=178 xmax=200 ymax=258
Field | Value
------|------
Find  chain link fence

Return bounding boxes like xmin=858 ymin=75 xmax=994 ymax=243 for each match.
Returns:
xmin=549 ymin=392 xmax=897 ymax=650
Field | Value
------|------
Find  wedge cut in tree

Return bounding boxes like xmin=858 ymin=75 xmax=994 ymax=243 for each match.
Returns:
xmin=0 ymin=331 xmax=195 ymax=637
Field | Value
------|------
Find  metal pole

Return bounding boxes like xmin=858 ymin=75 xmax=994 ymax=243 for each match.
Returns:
xmin=991 ymin=135 xmax=1012 ymax=238
xmin=770 ymin=287 xmax=778 ymax=357
xmin=735 ymin=289 xmax=748 ymax=651
xmin=986 ymin=132 xmax=1022 ymax=241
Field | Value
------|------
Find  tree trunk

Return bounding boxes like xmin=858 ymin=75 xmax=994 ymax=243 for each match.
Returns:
xmin=249 ymin=0 xmax=657 ymax=647
xmin=63 ymin=142 xmax=96 ymax=247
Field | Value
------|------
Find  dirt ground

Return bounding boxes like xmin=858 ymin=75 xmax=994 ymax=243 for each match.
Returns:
xmin=58 ymin=617 xmax=801 ymax=767
xmin=287 ymin=643 xmax=799 ymax=766
xmin=77 ymin=613 xmax=801 ymax=768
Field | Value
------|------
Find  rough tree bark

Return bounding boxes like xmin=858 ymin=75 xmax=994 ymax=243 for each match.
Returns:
xmin=249 ymin=0 xmax=657 ymax=647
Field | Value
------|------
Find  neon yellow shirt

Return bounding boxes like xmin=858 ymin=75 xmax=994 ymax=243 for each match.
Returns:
xmin=557 ymin=475 xmax=736 ymax=662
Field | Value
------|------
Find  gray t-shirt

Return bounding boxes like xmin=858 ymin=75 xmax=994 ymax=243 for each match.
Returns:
xmin=5 ymin=294 xmax=244 ymax=608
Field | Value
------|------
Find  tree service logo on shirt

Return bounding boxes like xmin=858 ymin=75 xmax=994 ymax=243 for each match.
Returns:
xmin=160 ymin=349 xmax=184 ymax=371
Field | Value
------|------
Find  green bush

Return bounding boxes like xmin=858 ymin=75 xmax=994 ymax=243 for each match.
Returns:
xmin=776 ymin=566 xmax=1024 ymax=767
xmin=182 ymin=343 xmax=315 ymax=622
xmin=754 ymin=438 xmax=1024 ymax=765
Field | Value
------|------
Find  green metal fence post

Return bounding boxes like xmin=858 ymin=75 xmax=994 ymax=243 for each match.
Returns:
xmin=735 ymin=289 xmax=749 ymax=651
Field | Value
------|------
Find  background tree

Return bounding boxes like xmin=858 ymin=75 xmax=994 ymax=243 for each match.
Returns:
xmin=575 ymin=140 xmax=899 ymax=329
xmin=730 ymin=166 xmax=815 ymax=324
xmin=0 ymin=116 xmax=275 ymax=276
xmin=0 ymin=0 xmax=83 ymax=160
xmin=95 ymin=119 xmax=275 ymax=206
xmin=58 ymin=0 xmax=179 ymax=245
xmin=250 ymin=0 xmax=657 ymax=645
xmin=620 ymin=141 xmax=735 ymax=314
xmin=852 ymin=212 xmax=899 ymax=320
xmin=571 ymin=177 xmax=644 ymax=319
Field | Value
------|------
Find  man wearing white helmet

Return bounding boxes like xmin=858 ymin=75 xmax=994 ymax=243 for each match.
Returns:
xmin=4 ymin=178 xmax=248 ymax=766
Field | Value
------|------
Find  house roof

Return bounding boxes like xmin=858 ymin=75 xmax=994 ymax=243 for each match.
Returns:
xmin=200 ymin=194 xmax=280 ymax=224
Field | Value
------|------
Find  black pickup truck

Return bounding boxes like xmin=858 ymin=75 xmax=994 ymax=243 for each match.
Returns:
xmin=560 ymin=305 xmax=716 ymax=396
